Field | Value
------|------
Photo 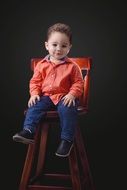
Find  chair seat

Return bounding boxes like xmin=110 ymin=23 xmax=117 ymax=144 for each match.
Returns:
xmin=24 ymin=106 xmax=87 ymax=119
xmin=45 ymin=106 xmax=88 ymax=118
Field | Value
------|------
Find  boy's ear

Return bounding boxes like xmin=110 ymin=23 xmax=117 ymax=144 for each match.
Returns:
xmin=69 ymin=44 xmax=72 ymax=49
xmin=67 ymin=44 xmax=72 ymax=54
xmin=45 ymin=42 xmax=48 ymax=50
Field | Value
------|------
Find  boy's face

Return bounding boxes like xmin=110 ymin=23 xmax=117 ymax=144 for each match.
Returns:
xmin=45 ymin=31 xmax=72 ymax=60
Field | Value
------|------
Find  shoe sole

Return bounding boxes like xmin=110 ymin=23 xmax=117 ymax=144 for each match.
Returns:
xmin=55 ymin=143 xmax=73 ymax=157
xmin=13 ymin=135 xmax=34 ymax=144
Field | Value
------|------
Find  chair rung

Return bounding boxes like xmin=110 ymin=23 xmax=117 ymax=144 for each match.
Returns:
xmin=28 ymin=185 xmax=72 ymax=190
xmin=30 ymin=173 xmax=71 ymax=184
xmin=43 ymin=173 xmax=71 ymax=180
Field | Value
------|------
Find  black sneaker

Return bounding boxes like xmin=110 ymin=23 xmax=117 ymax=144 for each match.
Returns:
xmin=55 ymin=139 xmax=73 ymax=157
xmin=12 ymin=129 xmax=35 ymax=144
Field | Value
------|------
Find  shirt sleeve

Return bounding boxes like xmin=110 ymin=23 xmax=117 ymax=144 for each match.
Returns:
xmin=29 ymin=63 xmax=42 ymax=96
xmin=69 ymin=64 xmax=84 ymax=98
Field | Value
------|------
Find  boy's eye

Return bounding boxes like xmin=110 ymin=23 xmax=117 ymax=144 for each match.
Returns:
xmin=52 ymin=44 xmax=67 ymax=48
xmin=52 ymin=44 xmax=57 ymax=47
xmin=62 ymin=45 xmax=67 ymax=48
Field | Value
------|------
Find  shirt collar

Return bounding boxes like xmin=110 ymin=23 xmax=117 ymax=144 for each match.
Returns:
xmin=41 ymin=54 xmax=71 ymax=64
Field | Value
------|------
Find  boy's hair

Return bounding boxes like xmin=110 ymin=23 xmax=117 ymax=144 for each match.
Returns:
xmin=47 ymin=23 xmax=72 ymax=44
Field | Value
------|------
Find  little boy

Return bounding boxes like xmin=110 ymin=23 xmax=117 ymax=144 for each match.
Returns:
xmin=13 ymin=23 xmax=84 ymax=157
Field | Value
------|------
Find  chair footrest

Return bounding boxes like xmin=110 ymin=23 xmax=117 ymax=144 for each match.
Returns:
xmin=43 ymin=173 xmax=71 ymax=180
xmin=30 ymin=173 xmax=71 ymax=184
xmin=28 ymin=185 xmax=72 ymax=190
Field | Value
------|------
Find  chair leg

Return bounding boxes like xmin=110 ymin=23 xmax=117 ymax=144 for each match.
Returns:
xmin=19 ymin=124 xmax=41 ymax=190
xmin=19 ymin=143 xmax=37 ymax=190
xmin=30 ymin=122 xmax=49 ymax=184
xmin=75 ymin=125 xmax=95 ymax=190
xmin=69 ymin=145 xmax=82 ymax=190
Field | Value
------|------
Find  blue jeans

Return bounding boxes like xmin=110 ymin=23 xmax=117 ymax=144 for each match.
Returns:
xmin=23 ymin=96 xmax=78 ymax=141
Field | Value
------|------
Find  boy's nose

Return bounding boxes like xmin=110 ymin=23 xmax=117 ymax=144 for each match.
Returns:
xmin=56 ymin=46 xmax=61 ymax=50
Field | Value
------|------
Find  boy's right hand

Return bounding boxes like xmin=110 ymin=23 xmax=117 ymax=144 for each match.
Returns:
xmin=28 ymin=95 xmax=40 ymax=107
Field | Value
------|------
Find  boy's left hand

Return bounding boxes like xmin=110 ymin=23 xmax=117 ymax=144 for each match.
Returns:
xmin=62 ymin=94 xmax=76 ymax=107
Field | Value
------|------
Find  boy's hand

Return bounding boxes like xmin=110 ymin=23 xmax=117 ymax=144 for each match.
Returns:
xmin=62 ymin=94 xmax=76 ymax=107
xmin=28 ymin=95 xmax=40 ymax=107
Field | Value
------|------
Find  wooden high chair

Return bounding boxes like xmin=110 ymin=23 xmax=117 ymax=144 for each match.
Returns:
xmin=19 ymin=57 xmax=95 ymax=190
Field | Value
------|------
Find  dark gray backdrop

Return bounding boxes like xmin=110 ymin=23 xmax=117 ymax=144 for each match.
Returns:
xmin=0 ymin=1 xmax=126 ymax=190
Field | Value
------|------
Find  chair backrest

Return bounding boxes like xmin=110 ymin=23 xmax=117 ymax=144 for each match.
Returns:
xmin=30 ymin=57 xmax=92 ymax=111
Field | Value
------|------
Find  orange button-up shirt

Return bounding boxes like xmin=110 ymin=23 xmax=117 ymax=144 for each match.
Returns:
xmin=29 ymin=56 xmax=84 ymax=105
